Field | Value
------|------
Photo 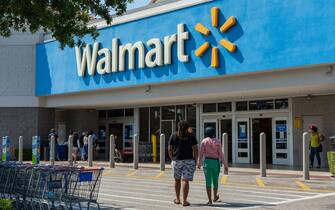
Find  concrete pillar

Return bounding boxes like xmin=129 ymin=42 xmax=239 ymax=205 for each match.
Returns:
xmin=133 ymin=134 xmax=139 ymax=169
xmin=18 ymin=136 xmax=23 ymax=163
xmin=50 ymin=136 xmax=55 ymax=165
xmin=68 ymin=135 xmax=73 ymax=166
xmin=160 ymin=134 xmax=166 ymax=171
xmin=222 ymin=133 xmax=228 ymax=175
xmin=110 ymin=134 xmax=115 ymax=168
xmin=260 ymin=132 xmax=266 ymax=177
xmin=88 ymin=135 xmax=93 ymax=167
xmin=303 ymin=132 xmax=310 ymax=180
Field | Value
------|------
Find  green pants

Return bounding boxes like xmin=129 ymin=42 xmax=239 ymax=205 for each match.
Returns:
xmin=203 ymin=158 xmax=220 ymax=188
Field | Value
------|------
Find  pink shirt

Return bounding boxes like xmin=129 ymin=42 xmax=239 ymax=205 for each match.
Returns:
xmin=199 ymin=137 xmax=227 ymax=167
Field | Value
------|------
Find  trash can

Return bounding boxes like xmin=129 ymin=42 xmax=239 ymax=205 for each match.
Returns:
xmin=329 ymin=136 xmax=335 ymax=176
xmin=327 ymin=151 xmax=335 ymax=176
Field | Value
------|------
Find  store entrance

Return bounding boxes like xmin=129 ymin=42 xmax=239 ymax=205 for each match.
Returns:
xmin=252 ymin=118 xmax=272 ymax=164
xmin=109 ymin=123 xmax=123 ymax=153
xmin=220 ymin=119 xmax=232 ymax=162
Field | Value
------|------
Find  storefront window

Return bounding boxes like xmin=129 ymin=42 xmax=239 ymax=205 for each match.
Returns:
xmin=203 ymin=103 xmax=217 ymax=113
xmin=125 ymin=108 xmax=134 ymax=116
xmin=218 ymin=102 xmax=232 ymax=112
xmin=249 ymin=100 xmax=274 ymax=110
xmin=139 ymin=108 xmax=149 ymax=143
xmin=150 ymin=107 xmax=161 ymax=141
xmin=176 ymin=105 xmax=186 ymax=127
xmin=187 ymin=104 xmax=197 ymax=135
xmin=162 ymin=106 xmax=175 ymax=120
xmin=275 ymin=99 xmax=288 ymax=109
xmin=108 ymin=109 xmax=124 ymax=118
xmin=98 ymin=110 xmax=106 ymax=118
xmin=236 ymin=101 xmax=248 ymax=111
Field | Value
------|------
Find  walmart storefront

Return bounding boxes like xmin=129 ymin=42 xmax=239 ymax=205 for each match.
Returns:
xmin=36 ymin=0 xmax=335 ymax=167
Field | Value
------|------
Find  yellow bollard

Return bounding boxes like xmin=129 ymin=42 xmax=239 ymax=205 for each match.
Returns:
xmin=152 ymin=135 xmax=157 ymax=163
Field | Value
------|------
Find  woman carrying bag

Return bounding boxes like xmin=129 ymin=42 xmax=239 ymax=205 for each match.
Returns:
xmin=198 ymin=127 xmax=228 ymax=205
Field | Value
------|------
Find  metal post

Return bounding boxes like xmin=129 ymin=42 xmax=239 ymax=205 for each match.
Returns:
xmin=88 ymin=135 xmax=93 ymax=167
xmin=260 ymin=132 xmax=266 ymax=177
xmin=222 ymin=133 xmax=228 ymax=175
xmin=68 ymin=135 xmax=73 ymax=166
xmin=18 ymin=136 xmax=23 ymax=163
xmin=160 ymin=134 xmax=166 ymax=171
xmin=303 ymin=132 xmax=310 ymax=180
xmin=109 ymin=135 xmax=115 ymax=168
xmin=50 ymin=136 xmax=55 ymax=165
xmin=133 ymin=134 xmax=139 ymax=169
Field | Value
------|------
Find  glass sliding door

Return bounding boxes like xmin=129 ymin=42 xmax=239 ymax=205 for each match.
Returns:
xmin=272 ymin=117 xmax=289 ymax=165
xmin=236 ymin=119 xmax=250 ymax=163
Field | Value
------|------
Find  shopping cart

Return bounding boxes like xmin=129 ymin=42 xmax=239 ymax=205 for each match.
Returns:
xmin=0 ymin=163 xmax=104 ymax=210
xmin=62 ymin=168 xmax=104 ymax=210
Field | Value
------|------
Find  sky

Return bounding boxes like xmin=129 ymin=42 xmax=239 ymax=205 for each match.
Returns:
xmin=127 ymin=0 xmax=151 ymax=10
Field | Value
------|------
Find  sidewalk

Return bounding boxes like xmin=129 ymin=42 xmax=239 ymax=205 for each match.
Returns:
xmin=38 ymin=161 xmax=333 ymax=180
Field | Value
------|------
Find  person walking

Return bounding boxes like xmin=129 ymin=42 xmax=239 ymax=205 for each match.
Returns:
xmin=198 ymin=127 xmax=228 ymax=205
xmin=168 ymin=120 xmax=198 ymax=207
xmin=309 ymin=125 xmax=324 ymax=168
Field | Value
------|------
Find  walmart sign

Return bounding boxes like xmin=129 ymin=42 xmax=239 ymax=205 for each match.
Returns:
xmin=36 ymin=0 xmax=335 ymax=96
xmin=76 ymin=24 xmax=189 ymax=77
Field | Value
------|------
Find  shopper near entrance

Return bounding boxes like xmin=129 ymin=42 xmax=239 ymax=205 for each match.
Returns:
xmin=198 ymin=127 xmax=228 ymax=205
xmin=309 ymin=125 xmax=325 ymax=168
xmin=168 ymin=120 xmax=198 ymax=206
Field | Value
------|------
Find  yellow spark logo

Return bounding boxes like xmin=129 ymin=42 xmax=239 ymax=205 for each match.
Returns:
xmin=195 ymin=7 xmax=237 ymax=68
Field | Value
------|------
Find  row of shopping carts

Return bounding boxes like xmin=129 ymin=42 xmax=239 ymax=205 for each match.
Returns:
xmin=0 ymin=162 xmax=103 ymax=210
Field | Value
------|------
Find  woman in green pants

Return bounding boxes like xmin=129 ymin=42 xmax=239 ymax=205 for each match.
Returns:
xmin=198 ymin=127 xmax=228 ymax=205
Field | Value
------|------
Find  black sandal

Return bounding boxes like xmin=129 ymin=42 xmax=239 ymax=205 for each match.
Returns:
xmin=183 ymin=201 xmax=190 ymax=206
xmin=174 ymin=199 xmax=181 ymax=205
xmin=214 ymin=195 xmax=219 ymax=202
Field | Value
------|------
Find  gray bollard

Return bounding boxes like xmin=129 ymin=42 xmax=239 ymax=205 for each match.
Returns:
xmin=133 ymin=134 xmax=139 ymax=169
xmin=260 ymin=132 xmax=266 ymax=177
xmin=110 ymin=135 xmax=115 ymax=168
xmin=160 ymin=134 xmax=166 ymax=171
xmin=18 ymin=136 xmax=23 ymax=163
xmin=222 ymin=133 xmax=228 ymax=175
xmin=68 ymin=135 xmax=73 ymax=166
xmin=88 ymin=135 xmax=93 ymax=167
xmin=50 ymin=136 xmax=55 ymax=165
xmin=303 ymin=132 xmax=310 ymax=180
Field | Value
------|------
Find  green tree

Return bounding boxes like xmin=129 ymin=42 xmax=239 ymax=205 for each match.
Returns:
xmin=0 ymin=0 xmax=133 ymax=48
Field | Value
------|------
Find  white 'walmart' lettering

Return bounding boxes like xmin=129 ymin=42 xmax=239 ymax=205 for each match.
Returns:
xmin=76 ymin=24 xmax=189 ymax=77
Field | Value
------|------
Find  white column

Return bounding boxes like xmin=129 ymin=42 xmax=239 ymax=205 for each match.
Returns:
xmin=88 ymin=135 xmax=93 ymax=167
xmin=68 ymin=135 xmax=73 ymax=166
xmin=18 ymin=136 xmax=23 ymax=163
xmin=222 ymin=133 xmax=228 ymax=175
xmin=110 ymin=134 xmax=115 ymax=168
xmin=50 ymin=136 xmax=55 ymax=165
xmin=133 ymin=134 xmax=139 ymax=169
xmin=260 ymin=132 xmax=266 ymax=177
xmin=303 ymin=132 xmax=310 ymax=180
xmin=160 ymin=134 xmax=166 ymax=171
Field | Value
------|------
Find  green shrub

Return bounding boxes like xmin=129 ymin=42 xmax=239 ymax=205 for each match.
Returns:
xmin=0 ymin=199 xmax=13 ymax=210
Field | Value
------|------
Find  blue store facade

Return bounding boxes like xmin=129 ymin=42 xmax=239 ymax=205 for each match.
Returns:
xmin=35 ymin=0 xmax=335 ymax=167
